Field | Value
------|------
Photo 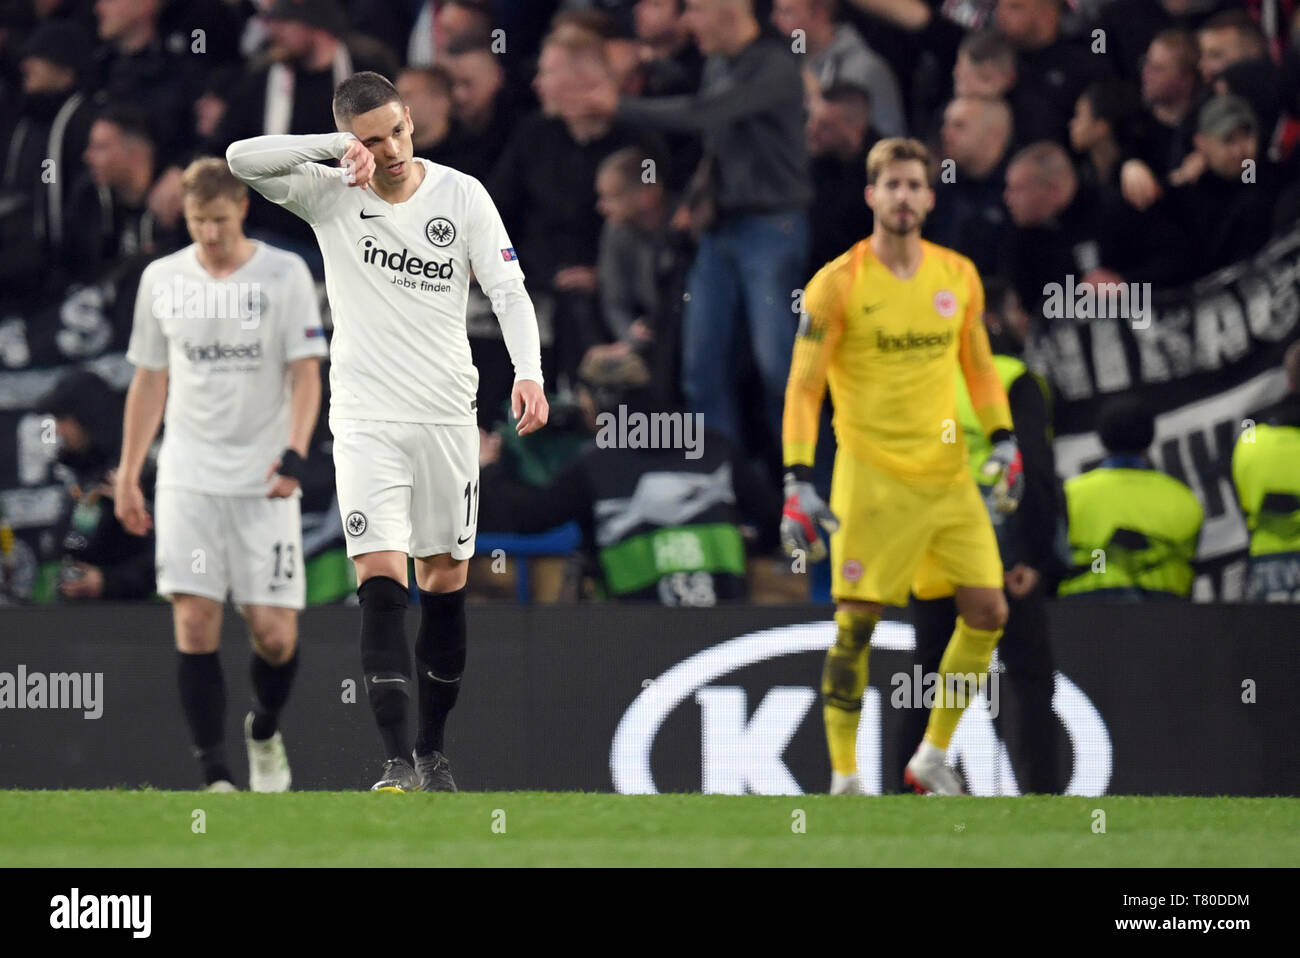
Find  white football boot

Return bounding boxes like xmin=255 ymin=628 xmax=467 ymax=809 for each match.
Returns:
xmin=830 ymin=771 xmax=866 ymax=795
xmin=904 ymin=741 xmax=967 ymax=796
xmin=244 ymin=712 xmax=292 ymax=792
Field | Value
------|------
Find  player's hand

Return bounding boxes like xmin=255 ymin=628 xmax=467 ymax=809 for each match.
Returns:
xmin=980 ymin=436 xmax=1024 ymax=514
xmin=554 ymin=266 xmax=598 ymax=292
xmin=265 ymin=449 xmax=306 ymax=498
xmin=512 ymin=379 xmax=549 ymax=436
xmin=780 ymin=471 xmax=839 ymax=563
xmin=264 ymin=459 xmax=301 ymax=499
xmin=341 ymin=136 xmax=375 ymax=189
xmin=1004 ymin=563 xmax=1040 ymax=598
xmin=113 ymin=474 xmax=152 ymax=536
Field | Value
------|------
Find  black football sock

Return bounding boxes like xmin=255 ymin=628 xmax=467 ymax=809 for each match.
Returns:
xmin=178 ymin=650 xmax=232 ymax=785
xmin=414 ymin=585 xmax=467 ymax=757
xmin=249 ymin=648 xmax=299 ymax=741
xmin=358 ymin=576 xmax=412 ymax=762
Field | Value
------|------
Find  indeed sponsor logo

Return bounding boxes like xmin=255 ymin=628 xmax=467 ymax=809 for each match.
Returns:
xmin=358 ymin=235 xmax=454 ymax=281
xmin=875 ymin=328 xmax=953 ymax=352
xmin=183 ymin=340 xmax=263 ymax=362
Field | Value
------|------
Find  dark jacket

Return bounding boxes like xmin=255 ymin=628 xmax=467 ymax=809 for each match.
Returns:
xmin=615 ymin=32 xmax=811 ymax=218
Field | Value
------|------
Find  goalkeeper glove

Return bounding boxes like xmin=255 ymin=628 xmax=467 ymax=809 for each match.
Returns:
xmin=781 ymin=468 xmax=839 ymax=563
xmin=980 ymin=433 xmax=1024 ymax=514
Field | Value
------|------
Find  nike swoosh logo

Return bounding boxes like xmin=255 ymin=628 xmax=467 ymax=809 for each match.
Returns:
xmin=370 ymin=676 xmax=404 ymax=684
xmin=360 ymin=210 xmax=384 ymax=219
xmin=425 ymin=671 xmax=460 ymax=684
xmin=862 ymin=302 xmax=886 ymax=314
xmin=268 ymin=583 xmax=288 ymax=591
xmin=457 ymin=534 xmax=473 ymax=545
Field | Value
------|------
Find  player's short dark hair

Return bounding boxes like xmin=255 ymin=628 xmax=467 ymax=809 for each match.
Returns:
xmin=865 ymin=138 xmax=935 ymax=186
xmin=94 ymin=102 xmax=155 ymax=148
xmin=1097 ymin=397 xmax=1156 ymax=455
xmin=333 ymin=71 xmax=403 ymax=126
xmin=958 ymin=29 xmax=1015 ymax=70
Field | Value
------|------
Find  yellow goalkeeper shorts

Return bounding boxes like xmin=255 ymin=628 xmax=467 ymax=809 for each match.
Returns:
xmin=829 ymin=449 xmax=1003 ymax=606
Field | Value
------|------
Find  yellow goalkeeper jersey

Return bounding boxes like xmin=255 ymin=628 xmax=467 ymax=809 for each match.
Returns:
xmin=783 ymin=238 xmax=1012 ymax=483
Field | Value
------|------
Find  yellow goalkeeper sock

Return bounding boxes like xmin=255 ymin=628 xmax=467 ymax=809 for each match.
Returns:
xmin=924 ymin=615 xmax=1002 ymax=751
xmin=822 ymin=608 xmax=877 ymax=775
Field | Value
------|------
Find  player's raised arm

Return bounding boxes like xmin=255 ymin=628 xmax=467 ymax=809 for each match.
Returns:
xmin=225 ymin=132 xmax=362 ymax=220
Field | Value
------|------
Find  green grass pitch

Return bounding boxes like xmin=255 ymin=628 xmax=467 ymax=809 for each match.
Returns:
xmin=1 ymin=792 xmax=1296 ymax=867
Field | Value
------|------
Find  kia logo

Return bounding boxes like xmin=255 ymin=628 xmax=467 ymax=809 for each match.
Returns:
xmin=610 ymin=622 xmax=1112 ymax=796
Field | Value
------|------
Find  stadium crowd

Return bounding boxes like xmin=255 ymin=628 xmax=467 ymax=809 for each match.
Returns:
xmin=1 ymin=0 xmax=1298 ymax=605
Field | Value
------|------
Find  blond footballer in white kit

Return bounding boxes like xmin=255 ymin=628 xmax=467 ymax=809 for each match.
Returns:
xmin=227 ymin=71 xmax=548 ymax=792
xmin=116 ymin=158 xmax=326 ymax=793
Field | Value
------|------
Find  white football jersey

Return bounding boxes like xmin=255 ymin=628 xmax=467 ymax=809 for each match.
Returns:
xmin=230 ymin=135 xmax=539 ymax=425
xmin=126 ymin=241 xmax=328 ymax=496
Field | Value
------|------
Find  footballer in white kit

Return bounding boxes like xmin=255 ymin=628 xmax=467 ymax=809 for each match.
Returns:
xmin=227 ymin=71 xmax=548 ymax=792
xmin=116 ymin=158 xmax=326 ymax=792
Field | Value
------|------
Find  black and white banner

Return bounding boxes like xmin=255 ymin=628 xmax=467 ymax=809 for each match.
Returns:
xmin=1027 ymin=224 xmax=1300 ymax=600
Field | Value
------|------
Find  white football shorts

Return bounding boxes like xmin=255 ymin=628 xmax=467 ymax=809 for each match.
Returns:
xmin=331 ymin=418 xmax=480 ymax=560
xmin=154 ymin=488 xmax=306 ymax=609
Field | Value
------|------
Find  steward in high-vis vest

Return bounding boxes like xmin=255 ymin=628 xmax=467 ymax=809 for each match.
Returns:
xmin=1232 ymin=342 xmax=1300 ymax=602
xmin=1059 ymin=397 xmax=1203 ymax=599
xmin=908 ymin=281 xmax=1066 ymax=794
xmin=478 ymin=349 xmax=782 ymax=605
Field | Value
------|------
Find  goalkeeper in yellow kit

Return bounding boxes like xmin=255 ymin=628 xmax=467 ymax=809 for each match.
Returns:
xmin=781 ymin=138 xmax=1023 ymax=795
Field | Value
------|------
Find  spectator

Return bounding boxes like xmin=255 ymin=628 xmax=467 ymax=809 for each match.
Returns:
xmin=1197 ymin=9 xmax=1269 ymax=86
xmin=994 ymin=0 xmax=1112 ymax=143
xmin=477 ymin=348 xmax=783 ymax=605
xmin=770 ymin=0 xmax=907 ymax=136
xmin=630 ymin=0 xmax=704 ymax=189
xmin=1171 ymin=93 xmax=1281 ymax=274
xmin=1003 ymin=140 xmax=1187 ymax=321
xmin=1140 ymin=28 xmax=1202 ymax=176
xmin=1095 ymin=0 xmax=1234 ymax=82
xmin=1058 ymin=396 xmax=1203 ymax=599
xmin=807 ymin=82 xmax=877 ymax=269
xmin=89 ymin=0 xmax=201 ymax=166
xmin=397 ymin=65 xmax=477 ymax=171
xmin=213 ymin=0 xmax=397 ymax=269
xmin=39 ymin=368 xmax=156 ymax=602
xmin=490 ymin=26 xmax=663 ymax=392
xmin=951 ymin=29 xmax=1057 ymax=148
xmin=1232 ymin=340 xmax=1300 ymax=603
xmin=595 ymin=147 xmax=692 ymax=402
xmin=633 ymin=0 xmax=704 ymax=98
xmin=408 ymin=0 xmax=492 ymax=67
xmin=62 ymin=103 xmax=183 ymax=281
xmin=580 ymin=0 xmax=812 ymax=456
xmin=0 ymin=20 xmax=96 ymax=301
xmin=928 ymin=95 xmax=1013 ymax=277
xmin=444 ymin=32 xmax=518 ymax=180
xmin=1069 ymin=79 xmax=1151 ymax=197
xmin=554 ymin=8 xmax=645 ymax=93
